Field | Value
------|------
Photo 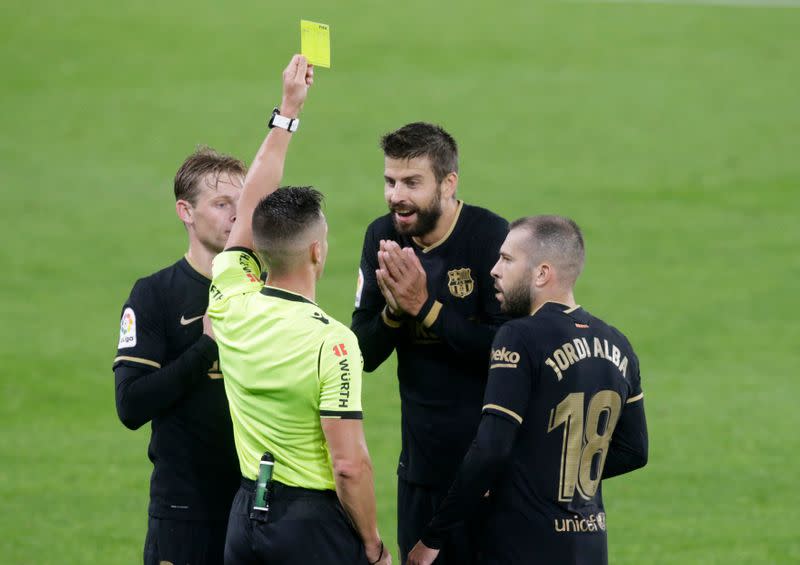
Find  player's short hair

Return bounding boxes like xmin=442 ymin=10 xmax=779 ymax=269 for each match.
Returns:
xmin=252 ymin=187 xmax=325 ymax=270
xmin=510 ymin=215 xmax=586 ymax=286
xmin=381 ymin=122 xmax=459 ymax=184
xmin=174 ymin=146 xmax=247 ymax=204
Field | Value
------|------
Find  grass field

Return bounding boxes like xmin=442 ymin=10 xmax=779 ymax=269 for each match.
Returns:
xmin=2 ymin=0 xmax=799 ymax=563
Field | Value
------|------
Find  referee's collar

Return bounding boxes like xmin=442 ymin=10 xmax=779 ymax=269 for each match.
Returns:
xmin=260 ymin=285 xmax=317 ymax=306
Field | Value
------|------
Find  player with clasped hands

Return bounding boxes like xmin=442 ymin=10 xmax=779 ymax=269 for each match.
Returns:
xmin=352 ymin=123 xmax=508 ymax=565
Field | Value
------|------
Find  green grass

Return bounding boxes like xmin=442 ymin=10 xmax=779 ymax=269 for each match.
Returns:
xmin=2 ymin=0 xmax=799 ymax=562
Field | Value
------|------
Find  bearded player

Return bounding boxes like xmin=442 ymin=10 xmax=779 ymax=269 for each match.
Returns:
xmin=408 ymin=215 xmax=649 ymax=565
xmin=351 ymin=122 xmax=508 ymax=563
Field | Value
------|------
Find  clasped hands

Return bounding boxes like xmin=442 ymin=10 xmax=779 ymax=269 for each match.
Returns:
xmin=375 ymin=240 xmax=428 ymax=317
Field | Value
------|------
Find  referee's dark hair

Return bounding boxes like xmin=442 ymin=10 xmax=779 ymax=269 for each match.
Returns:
xmin=252 ymin=186 xmax=325 ymax=271
xmin=174 ymin=146 xmax=247 ymax=204
xmin=381 ymin=122 xmax=458 ymax=184
xmin=511 ymin=215 xmax=586 ymax=285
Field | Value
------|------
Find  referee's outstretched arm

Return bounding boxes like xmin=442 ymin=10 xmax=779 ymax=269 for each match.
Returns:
xmin=224 ymin=55 xmax=313 ymax=252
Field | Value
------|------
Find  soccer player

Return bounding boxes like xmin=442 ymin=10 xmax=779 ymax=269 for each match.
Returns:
xmin=207 ymin=55 xmax=391 ymax=565
xmin=113 ymin=147 xmax=245 ymax=564
xmin=351 ymin=122 xmax=508 ymax=563
xmin=407 ymin=215 xmax=649 ymax=565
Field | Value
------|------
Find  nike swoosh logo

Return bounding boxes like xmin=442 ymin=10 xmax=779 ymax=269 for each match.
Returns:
xmin=311 ymin=312 xmax=330 ymax=325
xmin=180 ymin=314 xmax=204 ymax=326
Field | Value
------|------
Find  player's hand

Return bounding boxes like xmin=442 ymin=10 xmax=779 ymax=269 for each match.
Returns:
xmin=376 ymin=244 xmax=406 ymax=315
xmin=379 ymin=241 xmax=428 ymax=317
xmin=376 ymin=241 xmax=404 ymax=315
xmin=365 ymin=540 xmax=392 ymax=565
xmin=202 ymin=313 xmax=215 ymax=340
xmin=406 ymin=541 xmax=438 ymax=565
xmin=376 ymin=270 xmax=403 ymax=316
xmin=281 ymin=54 xmax=314 ymax=117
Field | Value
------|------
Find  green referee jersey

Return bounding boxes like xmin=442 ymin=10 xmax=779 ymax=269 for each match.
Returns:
xmin=208 ymin=247 xmax=364 ymax=490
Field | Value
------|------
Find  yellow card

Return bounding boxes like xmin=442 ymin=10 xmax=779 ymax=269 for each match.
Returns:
xmin=300 ymin=20 xmax=330 ymax=68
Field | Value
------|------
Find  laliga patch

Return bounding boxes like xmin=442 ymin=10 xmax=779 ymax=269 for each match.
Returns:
xmin=118 ymin=307 xmax=137 ymax=349
xmin=354 ymin=268 xmax=364 ymax=307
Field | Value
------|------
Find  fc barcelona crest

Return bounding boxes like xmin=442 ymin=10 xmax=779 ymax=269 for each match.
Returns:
xmin=447 ymin=268 xmax=474 ymax=298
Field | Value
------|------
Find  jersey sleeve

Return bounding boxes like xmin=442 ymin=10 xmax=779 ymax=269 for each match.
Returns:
xmin=626 ymin=349 xmax=644 ymax=404
xmin=113 ymin=278 xmax=166 ymax=369
xmin=318 ymin=327 xmax=364 ymax=420
xmin=602 ymin=335 xmax=648 ymax=478
xmin=350 ymin=221 xmax=401 ymax=372
xmin=208 ymin=247 xmax=264 ymax=311
xmin=613 ymin=329 xmax=643 ymax=404
xmin=481 ymin=323 xmax=534 ymax=426
xmin=354 ymin=223 xmax=385 ymax=313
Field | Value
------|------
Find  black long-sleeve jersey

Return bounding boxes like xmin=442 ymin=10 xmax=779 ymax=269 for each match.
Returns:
xmin=422 ymin=302 xmax=648 ymax=564
xmin=113 ymin=257 xmax=239 ymax=520
xmin=351 ymin=201 xmax=508 ymax=486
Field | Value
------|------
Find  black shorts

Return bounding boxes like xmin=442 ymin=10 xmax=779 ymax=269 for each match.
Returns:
xmin=144 ymin=515 xmax=227 ymax=565
xmin=397 ymin=478 xmax=487 ymax=565
xmin=483 ymin=508 xmax=608 ymax=565
xmin=225 ymin=478 xmax=369 ymax=565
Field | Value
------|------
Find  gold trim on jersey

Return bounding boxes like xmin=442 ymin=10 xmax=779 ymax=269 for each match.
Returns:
xmin=483 ymin=403 xmax=523 ymax=424
xmin=381 ymin=307 xmax=403 ymax=328
xmin=422 ymin=300 xmax=443 ymax=328
xmin=414 ymin=200 xmax=464 ymax=254
xmin=530 ymin=301 xmax=579 ymax=317
xmin=208 ymin=360 xmax=223 ymax=379
xmin=114 ymin=356 xmax=161 ymax=369
xmin=626 ymin=392 xmax=644 ymax=404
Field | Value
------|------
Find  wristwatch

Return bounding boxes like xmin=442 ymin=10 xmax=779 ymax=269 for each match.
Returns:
xmin=268 ymin=107 xmax=299 ymax=132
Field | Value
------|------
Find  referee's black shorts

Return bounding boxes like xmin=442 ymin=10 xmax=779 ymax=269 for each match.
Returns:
xmin=225 ymin=478 xmax=369 ymax=565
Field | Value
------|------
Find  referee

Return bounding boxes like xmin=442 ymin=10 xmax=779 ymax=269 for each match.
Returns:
xmin=207 ymin=55 xmax=391 ymax=565
xmin=113 ymin=148 xmax=245 ymax=564
xmin=408 ymin=216 xmax=649 ymax=565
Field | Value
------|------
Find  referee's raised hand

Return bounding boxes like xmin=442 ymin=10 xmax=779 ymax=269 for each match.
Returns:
xmin=225 ymin=54 xmax=312 ymax=251
xmin=281 ymin=54 xmax=314 ymax=117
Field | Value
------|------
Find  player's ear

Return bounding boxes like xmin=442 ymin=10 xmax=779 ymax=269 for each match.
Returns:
xmin=440 ymin=172 xmax=458 ymax=200
xmin=310 ymin=240 xmax=322 ymax=265
xmin=176 ymin=199 xmax=194 ymax=226
xmin=535 ymin=262 xmax=552 ymax=288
